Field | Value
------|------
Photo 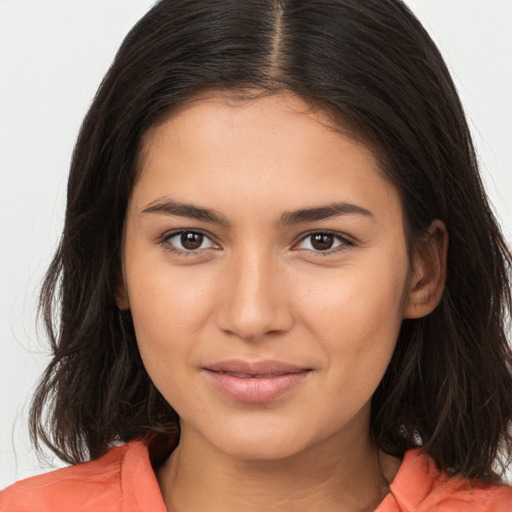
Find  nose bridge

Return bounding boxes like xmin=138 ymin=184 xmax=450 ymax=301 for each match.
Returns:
xmin=217 ymin=244 xmax=292 ymax=340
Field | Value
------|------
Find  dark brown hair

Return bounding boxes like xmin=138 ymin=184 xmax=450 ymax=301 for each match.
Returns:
xmin=31 ymin=0 xmax=512 ymax=483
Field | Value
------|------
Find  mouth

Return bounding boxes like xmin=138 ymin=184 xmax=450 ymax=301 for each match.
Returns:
xmin=203 ymin=360 xmax=312 ymax=403
xmin=214 ymin=371 xmax=298 ymax=378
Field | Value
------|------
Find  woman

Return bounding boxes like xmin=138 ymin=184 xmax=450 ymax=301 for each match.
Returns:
xmin=1 ymin=0 xmax=511 ymax=510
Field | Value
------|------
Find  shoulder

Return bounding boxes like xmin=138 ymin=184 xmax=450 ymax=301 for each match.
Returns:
xmin=0 ymin=443 xmax=129 ymax=512
xmin=380 ymin=449 xmax=512 ymax=512
xmin=0 ymin=440 xmax=166 ymax=512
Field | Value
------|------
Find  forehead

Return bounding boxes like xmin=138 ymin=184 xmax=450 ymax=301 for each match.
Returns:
xmin=139 ymin=90 xmax=370 ymax=172
xmin=132 ymin=92 xmax=403 ymax=228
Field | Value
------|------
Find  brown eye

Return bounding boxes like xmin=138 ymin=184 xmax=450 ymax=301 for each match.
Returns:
xmin=295 ymin=232 xmax=349 ymax=254
xmin=181 ymin=232 xmax=204 ymax=250
xmin=310 ymin=233 xmax=335 ymax=251
xmin=162 ymin=230 xmax=217 ymax=254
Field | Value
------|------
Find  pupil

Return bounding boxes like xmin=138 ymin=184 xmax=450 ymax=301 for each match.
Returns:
xmin=312 ymin=234 xmax=334 ymax=251
xmin=181 ymin=232 xmax=203 ymax=250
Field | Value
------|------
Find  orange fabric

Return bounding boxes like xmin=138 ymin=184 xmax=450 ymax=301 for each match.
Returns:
xmin=378 ymin=452 xmax=512 ymax=512
xmin=1 ymin=440 xmax=511 ymax=512
xmin=0 ymin=441 xmax=166 ymax=512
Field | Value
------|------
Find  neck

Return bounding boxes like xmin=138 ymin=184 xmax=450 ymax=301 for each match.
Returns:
xmin=156 ymin=426 xmax=401 ymax=512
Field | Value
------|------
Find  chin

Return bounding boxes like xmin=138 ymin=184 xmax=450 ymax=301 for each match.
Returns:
xmin=192 ymin=412 xmax=344 ymax=463
xmin=215 ymin=433 xmax=310 ymax=462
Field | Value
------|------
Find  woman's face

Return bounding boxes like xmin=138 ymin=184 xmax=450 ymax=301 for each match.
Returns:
xmin=120 ymin=92 xmax=423 ymax=460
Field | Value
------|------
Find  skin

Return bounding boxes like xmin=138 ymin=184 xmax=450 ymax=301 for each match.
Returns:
xmin=118 ymin=92 xmax=447 ymax=512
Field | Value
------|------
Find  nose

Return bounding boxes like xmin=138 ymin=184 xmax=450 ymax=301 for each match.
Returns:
xmin=216 ymin=249 xmax=294 ymax=341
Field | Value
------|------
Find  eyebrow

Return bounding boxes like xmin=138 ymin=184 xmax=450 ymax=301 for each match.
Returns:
xmin=279 ymin=202 xmax=374 ymax=225
xmin=141 ymin=198 xmax=374 ymax=226
xmin=142 ymin=199 xmax=230 ymax=226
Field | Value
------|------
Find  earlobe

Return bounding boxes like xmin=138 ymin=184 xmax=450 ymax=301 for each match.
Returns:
xmin=115 ymin=271 xmax=130 ymax=310
xmin=404 ymin=219 xmax=448 ymax=319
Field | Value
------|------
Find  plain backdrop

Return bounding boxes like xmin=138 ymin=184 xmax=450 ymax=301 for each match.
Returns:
xmin=1 ymin=0 xmax=511 ymax=488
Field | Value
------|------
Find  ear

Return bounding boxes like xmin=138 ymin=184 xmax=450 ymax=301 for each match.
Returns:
xmin=404 ymin=220 xmax=448 ymax=319
xmin=115 ymin=270 xmax=130 ymax=310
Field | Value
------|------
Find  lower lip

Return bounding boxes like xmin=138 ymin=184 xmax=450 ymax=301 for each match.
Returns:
xmin=204 ymin=370 xmax=310 ymax=403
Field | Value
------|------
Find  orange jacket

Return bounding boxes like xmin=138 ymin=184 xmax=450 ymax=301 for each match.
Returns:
xmin=1 ymin=440 xmax=511 ymax=511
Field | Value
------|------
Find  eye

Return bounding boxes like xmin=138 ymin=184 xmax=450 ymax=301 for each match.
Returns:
xmin=295 ymin=231 xmax=351 ymax=253
xmin=162 ymin=230 xmax=218 ymax=253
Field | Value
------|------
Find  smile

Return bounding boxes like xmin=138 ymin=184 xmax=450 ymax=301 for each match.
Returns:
xmin=216 ymin=371 xmax=297 ymax=378
xmin=203 ymin=360 xmax=312 ymax=403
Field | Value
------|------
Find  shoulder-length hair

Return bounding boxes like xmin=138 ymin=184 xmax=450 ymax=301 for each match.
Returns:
xmin=31 ymin=0 xmax=512 ymax=482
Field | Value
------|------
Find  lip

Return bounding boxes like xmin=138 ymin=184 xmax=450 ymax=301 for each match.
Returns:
xmin=203 ymin=359 xmax=312 ymax=403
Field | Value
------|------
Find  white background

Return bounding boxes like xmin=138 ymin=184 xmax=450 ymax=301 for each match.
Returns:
xmin=1 ymin=0 xmax=511 ymax=488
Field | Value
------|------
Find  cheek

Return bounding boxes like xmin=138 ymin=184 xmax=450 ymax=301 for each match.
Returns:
xmin=125 ymin=251 xmax=228 ymax=405
xmin=126 ymin=239 xmax=217 ymax=334
xmin=302 ymin=258 xmax=407 ymax=331
xmin=296 ymin=250 xmax=409 ymax=376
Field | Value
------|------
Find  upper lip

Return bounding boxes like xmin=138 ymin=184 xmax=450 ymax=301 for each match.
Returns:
xmin=204 ymin=359 xmax=311 ymax=376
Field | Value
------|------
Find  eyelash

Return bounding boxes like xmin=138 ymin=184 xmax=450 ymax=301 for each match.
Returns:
xmin=160 ymin=229 xmax=219 ymax=257
xmin=159 ymin=229 xmax=354 ymax=257
xmin=294 ymin=230 xmax=354 ymax=257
